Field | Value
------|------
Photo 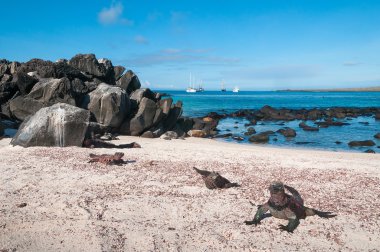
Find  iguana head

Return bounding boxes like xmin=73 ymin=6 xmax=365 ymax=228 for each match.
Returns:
xmin=269 ymin=181 xmax=285 ymax=194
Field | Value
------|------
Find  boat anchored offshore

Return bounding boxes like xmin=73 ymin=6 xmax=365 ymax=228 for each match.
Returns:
xmin=232 ymin=86 xmax=239 ymax=93
xmin=221 ymin=80 xmax=226 ymax=92
xmin=186 ymin=73 xmax=197 ymax=93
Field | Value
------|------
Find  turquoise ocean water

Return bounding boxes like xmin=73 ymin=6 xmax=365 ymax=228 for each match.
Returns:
xmin=164 ymin=91 xmax=380 ymax=153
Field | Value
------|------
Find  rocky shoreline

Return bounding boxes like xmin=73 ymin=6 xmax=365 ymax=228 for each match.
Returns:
xmin=207 ymin=106 xmax=380 ymax=153
xmin=1 ymin=55 xmax=379 ymax=152
xmin=0 ymin=54 xmax=217 ymax=147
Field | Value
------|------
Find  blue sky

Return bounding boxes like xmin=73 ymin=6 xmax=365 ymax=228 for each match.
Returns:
xmin=1 ymin=0 xmax=380 ymax=90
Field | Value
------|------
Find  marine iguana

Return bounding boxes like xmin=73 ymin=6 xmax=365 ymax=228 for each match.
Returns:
xmin=88 ymin=152 xmax=126 ymax=165
xmin=193 ymin=167 xmax=240 ymax=189
xmin=83 ymin=139 xmax=141 ymax=149
xmin=244 ymin=181 xmax=336 ymax=233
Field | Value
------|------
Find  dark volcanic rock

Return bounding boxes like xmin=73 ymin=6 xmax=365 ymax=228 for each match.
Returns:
xmin=163 ymin=101 xmax=183 ymax=131
xmin=348 ymin=140 xmax=376 ymax=147
xmin=141 ymin=131 xmax=154 ymax=138
xmin=28 ymin=77 xmax=76 ymax=106
xmin=83 ymin=83 xmax=129 ymax=128
xmin=248 ymin=133 xmax=270 ymax=143
xmin=0 ymin=121 xmax=4 ymax=136
xmin=213 ymin=133 xmax=233 ymax=138
xmin=244 ymin=127 xmax=256 ymax=136
xmin=375 ymin=113 xmax=380 ymax=120
xmin=315 ymin=119 xmax=349 ymax=127
xmin=69 ymin=54 xmax=108 ymax=79
xmin=11 ymin=103 xmax=90 ymax=147
xmin=130 ymin=88 xmax=156 ymax=106
xmin=19 ymin=59 xmax=56 ymax=78
xmin=113 ymin=66 xmax=125 ymax=80
xmin=277 ymin=127 xmax=297 ymax=137
xmin=299 ymin=122 xmax=319 ymax=131
xmin=116 ymin=70 xmax=141 ymax=94
xmin=364 ymin=149 xmax=375 ymax=154
xmin=12 ymin=72 xmax=38 ymax=95
xmin=129 ymin=97 xmax=157 ymax=136
xmin=374 ymin=133 xmax=380 ymax=139
xmin=0 ymin=82 xmax=18 ymax=104
xmin=9 ymin=96 xmax=45 ymax=121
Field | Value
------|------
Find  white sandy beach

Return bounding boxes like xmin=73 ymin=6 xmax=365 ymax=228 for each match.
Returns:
xmin=0 ymin=136 xmax=379 ymax=251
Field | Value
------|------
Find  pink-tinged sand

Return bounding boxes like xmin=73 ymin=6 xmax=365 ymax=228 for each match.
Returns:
xmin=0 ymin=136 xmax=379 ymax=251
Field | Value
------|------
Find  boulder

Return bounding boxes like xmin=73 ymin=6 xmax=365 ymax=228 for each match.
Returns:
xmin=130 ymin=88 xmax=156 ymax=105
xmin=364 ymin=149 xmax=375 ymax=154
xmin=129 ymin=97 xmax=157 ymax=136
xmin=12 ymin=72 xmax=38 ymax=95
xmin=277 ymin=127 xmax=296 ymax=137
xmin=9 ymin=62 xmax=20 ymax=74
xmin=1 ymin=74 xmax=12 ymax=83
xmin=187 ymin=129 xmax=207 ymax=138
xmin=114 ymin=66 xmax=126 ymax=80
xmin=69 ymin=54 xmax=108 ymax=79
xmin=54 ymin=61 xmax=87 ymax=80
xmin=141 ymin=131 xmax=154 ymax=138
xmin=9 ymin=96 xmax=45 ymax=121
xmin=0 ymin=82 xmax=18 ymax=104
xmin=374 ymin=133 xmax=380 ymax=139
xmin=160 ymin=131 xmax=178 ymax=140
xmin=348 ymin=140 xmax=376 ymax=147
xmin=299 ymin=122 xmax=319 ymax=131
xmin=116 ymin=70 xmax=141 ymax=94
xmin=11 ymin=103 xmax=90 ymax=147
xmin=70 ymin=78 xmax=89 ymax=105
xmin=28 ymin=77 xmax=76 ymax=105
xmin=97 ymin=58 xmax=116 ymax=84
xmin=375 ymin=113 xmax=380 ymax=120
xmin=18 ymin=59 xmax=56 ymax=78
xmin=248 ymin=133 xmax=270 ymax=143
xmin=0 ymin=62 xmax=9 ymax=76
xmin=244 ymin=127 xmax=256 ymax=136
xmin=163 ymin=101 xmax=183 ymax=131
xmin=84 ymin=83 xmax=129 ymax=128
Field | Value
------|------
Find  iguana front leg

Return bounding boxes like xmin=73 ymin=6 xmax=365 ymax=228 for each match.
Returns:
xmin=245 ymin=203 xmax=269 ymax=225
xmin=279 ymin=218 xmax=300 ymax=233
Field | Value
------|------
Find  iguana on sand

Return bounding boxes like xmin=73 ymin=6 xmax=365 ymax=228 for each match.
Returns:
xmin=88 ymin=152 xmax=126 ymax=165
xmin=193 ymin=167 xmax=240 ymax=189
xmin=244 ymin=181 xmax=336 ymax=233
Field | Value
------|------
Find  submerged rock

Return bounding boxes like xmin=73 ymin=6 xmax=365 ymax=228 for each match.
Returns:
xmin=277 ymin=127 xmax=296 ymax=137
xmin=299 ymin=122 xmax=319 ymax=131
xmin=248 ymin=133 xmax=270 ymax=143
xmin=348 ymin=140 xmax=376 ymax=147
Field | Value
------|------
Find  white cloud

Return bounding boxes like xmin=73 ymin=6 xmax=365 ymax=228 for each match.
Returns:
xmin=343 ymin=61 xmax=361 ymax=66
xmin=98 ymin=2 xmax=133 ymax=25
xmin=134 ymin=35 xmax=149 ymax=44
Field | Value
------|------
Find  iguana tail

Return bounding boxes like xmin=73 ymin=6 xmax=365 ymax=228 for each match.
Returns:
xmin=224 ymin=182 xmax=240 ymax=188
xmin=313 ymin=209 xmax=337 ymax=218
xmin=193 ymin=167 xmax=211 ymax=176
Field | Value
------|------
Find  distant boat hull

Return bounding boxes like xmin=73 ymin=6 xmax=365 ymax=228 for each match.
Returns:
xmin=232 ymin=87 xmax=239 ymax=93
xmin=186 ymin=88 xmax=197 ymax=93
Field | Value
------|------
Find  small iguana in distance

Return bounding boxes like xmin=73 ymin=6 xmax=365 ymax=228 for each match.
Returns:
xmin=244 ymin=181 xmax=336 ymax=233
xmin=88 ymin=152 xmax=126 ymax=165
xmin=193 ymin=167 xmax=240 ymax=189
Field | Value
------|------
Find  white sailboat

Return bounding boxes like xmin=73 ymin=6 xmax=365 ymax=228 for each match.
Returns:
xmin=186 ymin=73 xmax=197 ymax=93
xmin=221 ymin=80 xmax=226 ymax=92
xmin=232 ymin=86 xmax=239 ymax=93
